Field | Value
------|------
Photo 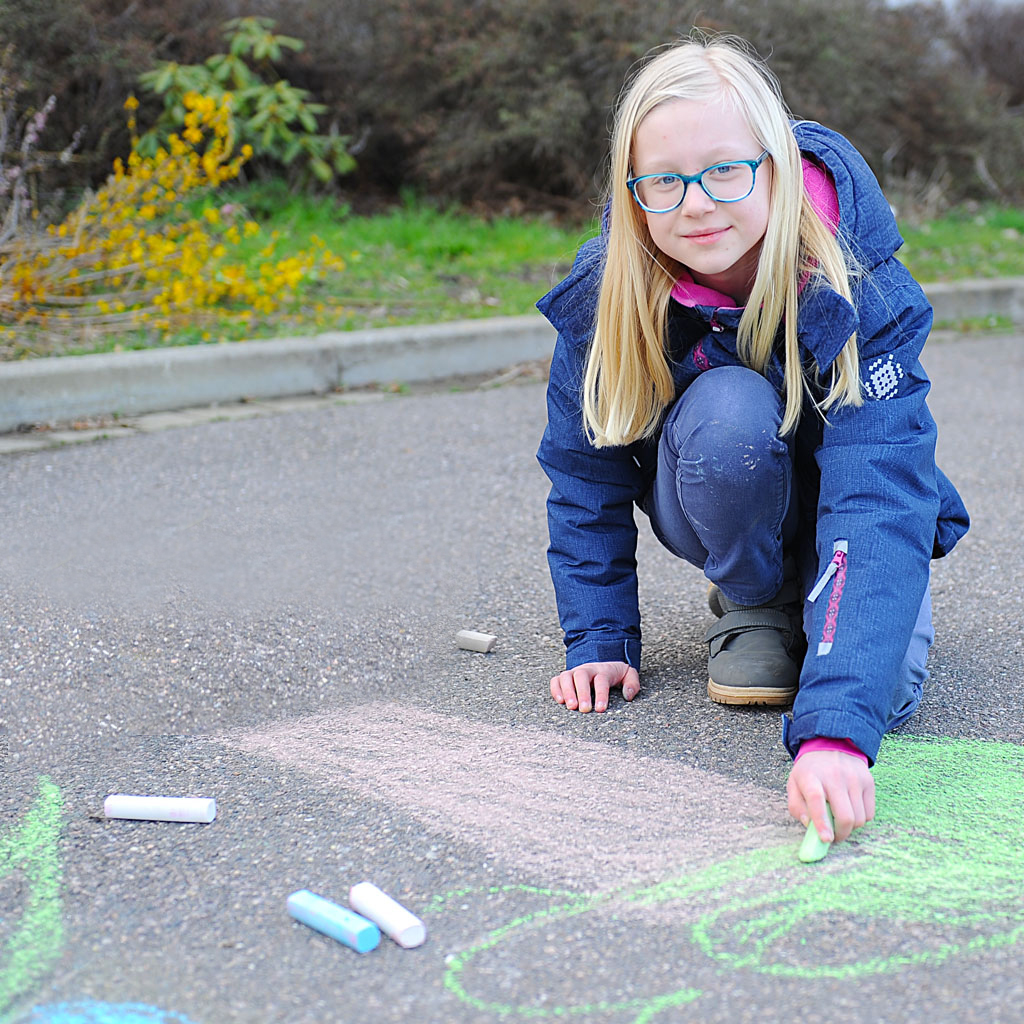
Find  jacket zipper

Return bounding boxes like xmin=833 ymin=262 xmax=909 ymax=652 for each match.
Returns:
xmin=808 ymin=540 xmax=848 ymax=655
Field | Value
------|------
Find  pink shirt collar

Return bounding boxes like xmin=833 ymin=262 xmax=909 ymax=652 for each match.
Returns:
xmin=670 ymin=272 xmax=740 ymax=309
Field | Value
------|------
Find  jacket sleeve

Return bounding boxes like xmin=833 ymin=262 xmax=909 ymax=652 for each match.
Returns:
xmin=786 ymin=263 xmax=943 ymax=764
xmin=536 ymin=321 xmax=648 ymax=672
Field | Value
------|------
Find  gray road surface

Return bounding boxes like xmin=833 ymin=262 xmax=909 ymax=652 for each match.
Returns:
xmin=1 ymin=330 xmax=1023 ymax=1024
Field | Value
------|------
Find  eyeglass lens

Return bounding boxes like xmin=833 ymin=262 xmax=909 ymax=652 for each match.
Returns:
xmin=635 ymin=162 xmax=755 ymax=211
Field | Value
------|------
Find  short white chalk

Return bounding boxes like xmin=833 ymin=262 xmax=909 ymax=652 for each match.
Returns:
xmin=349 ymin=881 xmax=427 ymax=949
xmin=456 ymin=630 xmax=497 ymax=653
xmin=103 ymin=795 xmax=216 ymax=823
xmin=287 ymin=889 xmax=380 ymax=953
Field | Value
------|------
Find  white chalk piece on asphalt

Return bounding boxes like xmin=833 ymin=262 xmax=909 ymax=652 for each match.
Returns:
xmin=287 ymin=889 xmax=380 ymax=953
xmin=456 ymin=629 xmax=497 ymax=653
xmin=103 ymin=795 xmax=217 ymax=823
xmin=348 ymin=881 xmax=427 ymax=948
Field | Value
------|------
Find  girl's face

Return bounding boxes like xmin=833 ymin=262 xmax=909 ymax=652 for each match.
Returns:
xmin=632 ymin=94 xmax=771 ymax=303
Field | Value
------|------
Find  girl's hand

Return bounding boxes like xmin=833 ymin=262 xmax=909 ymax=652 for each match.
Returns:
xmin=549 ymin=661 xmax=640 ymax=714
xmin=786 ymin=750 xmax=875 ymax=843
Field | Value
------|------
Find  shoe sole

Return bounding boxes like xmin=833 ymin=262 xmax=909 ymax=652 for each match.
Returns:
xmin=707 ymin=679 xmax=797 ymax=706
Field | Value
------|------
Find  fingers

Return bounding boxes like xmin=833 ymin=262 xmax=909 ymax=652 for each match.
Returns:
xmin=548 ymin=663 xmax=640 ymax=714
xmin=863 ymin=781 xmax=876 ymax=823
xmin=827 ymin=783 xmax=872 ymax=843
xmin=549 ymin=673 xmax=565 ymax=705
xmin=548 ymin=667 xmax=593 ymax=711
xmin=592 ymin=670 xmax=611 ymax=713
xmin=571 ymin=666 xmax=594 ymax=712
xmin=622 ymin=667 xmax=640 ymax=703
xmin=787 ymin=750 xmax=876 ymax=844
xmin=788 ymin=774 xmax=833 ymax=842
xmin=599 ymin=667 xmax=641 ymax=711
xmin=549 ymin=669 xmax=584 ymax=711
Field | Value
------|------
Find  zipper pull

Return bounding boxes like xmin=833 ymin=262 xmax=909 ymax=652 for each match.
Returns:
xmin=808 ymin=541 xmax=848 ymax=602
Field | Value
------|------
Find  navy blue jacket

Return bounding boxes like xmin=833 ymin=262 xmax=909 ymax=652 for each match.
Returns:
xmin=536 ymin=121 xmax=969 ymax=763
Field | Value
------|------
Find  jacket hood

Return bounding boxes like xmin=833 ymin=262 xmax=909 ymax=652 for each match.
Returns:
xmin=792 ymin=120 xmax=904 ymax=270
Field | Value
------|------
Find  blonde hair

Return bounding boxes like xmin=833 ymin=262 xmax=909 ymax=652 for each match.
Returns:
xmin=583 ymin=34 xmax=862 ymax=447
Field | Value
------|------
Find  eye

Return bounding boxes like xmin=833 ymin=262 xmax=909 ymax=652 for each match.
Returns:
xmin=705 ymin=163 xmax=744 ymax=179
xmin=647 ymin=174 xmax=682 ymax=191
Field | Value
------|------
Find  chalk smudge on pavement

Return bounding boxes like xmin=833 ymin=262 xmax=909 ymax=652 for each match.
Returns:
xmin=225 ymin=701 xmax=792 ymax=887
xmin=430 ymin=735 xmax=1024 ymax=1022
xmin=0 ymin=778 xmax=63 ymax=1023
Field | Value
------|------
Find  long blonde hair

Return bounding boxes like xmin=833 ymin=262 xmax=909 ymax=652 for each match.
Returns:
xmin=583 ymin=35 xmax=861 ymax=447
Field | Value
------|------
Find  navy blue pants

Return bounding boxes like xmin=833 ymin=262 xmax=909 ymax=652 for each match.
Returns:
xmin=645 ymin=366 xmax=931 ymax=730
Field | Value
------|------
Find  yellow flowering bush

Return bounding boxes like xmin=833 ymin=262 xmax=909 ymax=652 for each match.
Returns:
xmin=0 ymin=91 xmax=345 ymax=356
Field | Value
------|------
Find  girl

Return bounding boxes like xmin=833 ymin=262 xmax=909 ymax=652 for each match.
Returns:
xmin=536 ymin=35 xmax=969 ymax=846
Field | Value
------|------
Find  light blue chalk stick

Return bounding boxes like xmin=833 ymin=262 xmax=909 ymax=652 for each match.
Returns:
xmin=287 ymin=889 xmax=380 ymax=952
xmin=798 ymin=805 xmax=835 ymax=863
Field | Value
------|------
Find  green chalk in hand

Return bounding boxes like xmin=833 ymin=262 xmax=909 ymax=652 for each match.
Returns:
xmin=799 ymin=805 xmax=835 ymax=863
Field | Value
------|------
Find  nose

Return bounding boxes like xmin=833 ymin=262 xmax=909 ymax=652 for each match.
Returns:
xmin=677 ymin=181 xmax=716 ymax=216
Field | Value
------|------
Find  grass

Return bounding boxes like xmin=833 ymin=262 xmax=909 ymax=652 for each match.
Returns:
xmin=899 ymin=205 xmax=1024 ymax=282
xmin=205 ymin=188 xmax=1024 ymax=328
xmin=9 ymin=183 xmax=1024 ymax=358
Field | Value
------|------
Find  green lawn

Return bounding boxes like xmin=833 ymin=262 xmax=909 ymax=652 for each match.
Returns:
xmin=899 ymin=206 xmax=1024 ymax=282
xmin=232 ymin=189 xmax=1024 ymax=336
xmin=303 ymin=196 xmax=598 ymax=328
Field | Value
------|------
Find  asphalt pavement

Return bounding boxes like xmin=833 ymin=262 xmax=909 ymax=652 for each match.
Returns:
xmin=1 ymin=327 xmax=1023 ymax=1024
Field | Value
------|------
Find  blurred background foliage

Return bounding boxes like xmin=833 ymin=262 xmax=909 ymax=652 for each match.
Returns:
xmin=1 ymin=0 xmax=1022 ymax=220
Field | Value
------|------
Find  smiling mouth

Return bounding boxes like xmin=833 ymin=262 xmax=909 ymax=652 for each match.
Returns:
xmin=686 ymin=228 xmax=729 ymax=242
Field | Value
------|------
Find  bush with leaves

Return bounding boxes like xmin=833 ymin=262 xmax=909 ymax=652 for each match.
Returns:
xmin=2 ymin=0 xmax=1023 ymax=210
xmin=294 ymin=0 xmax=1024 ymax=208
xmin=0 ymin=91 xmax=345 ymax=358
xmin=138 ymin=16 xmax=355 ymax=188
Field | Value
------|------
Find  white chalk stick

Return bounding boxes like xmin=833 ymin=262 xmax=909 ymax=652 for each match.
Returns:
xmin=103 ymin=795 xmax=217 ymax=823
xmin=349 ymin=881 xmax=427 ymax=948
xmin=456 ymin=630 xmax=497 ymax=653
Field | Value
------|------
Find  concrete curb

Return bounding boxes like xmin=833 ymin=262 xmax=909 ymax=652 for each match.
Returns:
xmin=924 ymin=276 xmax=1024 ymax=326
xmin=0 ymin=277 xmax=1021 ymax=434
xmin=0 ymin=315 xmax=556 ymax=434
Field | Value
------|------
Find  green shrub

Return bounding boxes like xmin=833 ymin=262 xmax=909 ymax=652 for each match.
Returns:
xmin=2 ymin=0 xmax=1022 ymax=209
xmin=138 ymin=16 xmax=356 ymax=188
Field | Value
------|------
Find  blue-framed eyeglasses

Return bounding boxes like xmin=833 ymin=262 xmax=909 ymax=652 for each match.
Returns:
xmin=626 ymin=151 xmax=769 ymax=213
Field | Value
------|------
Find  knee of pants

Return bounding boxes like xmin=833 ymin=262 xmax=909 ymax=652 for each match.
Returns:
xmin=663 ymin=367 xmax=789 ymax=485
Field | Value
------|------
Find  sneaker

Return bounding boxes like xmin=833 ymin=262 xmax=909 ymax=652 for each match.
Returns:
xmin=704 ymin=564 xmax=805 ymax=706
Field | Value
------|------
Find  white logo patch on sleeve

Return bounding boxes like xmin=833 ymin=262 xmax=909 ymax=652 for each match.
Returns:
xmin=863 ymin=353 xmax=905 ymax=400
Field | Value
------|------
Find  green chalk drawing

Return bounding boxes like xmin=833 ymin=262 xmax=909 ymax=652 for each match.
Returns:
xmin=427 ymin=885 xmax=703 ymax=1019
xmin=429 ymin=736 xmax=1024 ymax=1022
xmin=0 ymin=779 xmax=64 ymax=1022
